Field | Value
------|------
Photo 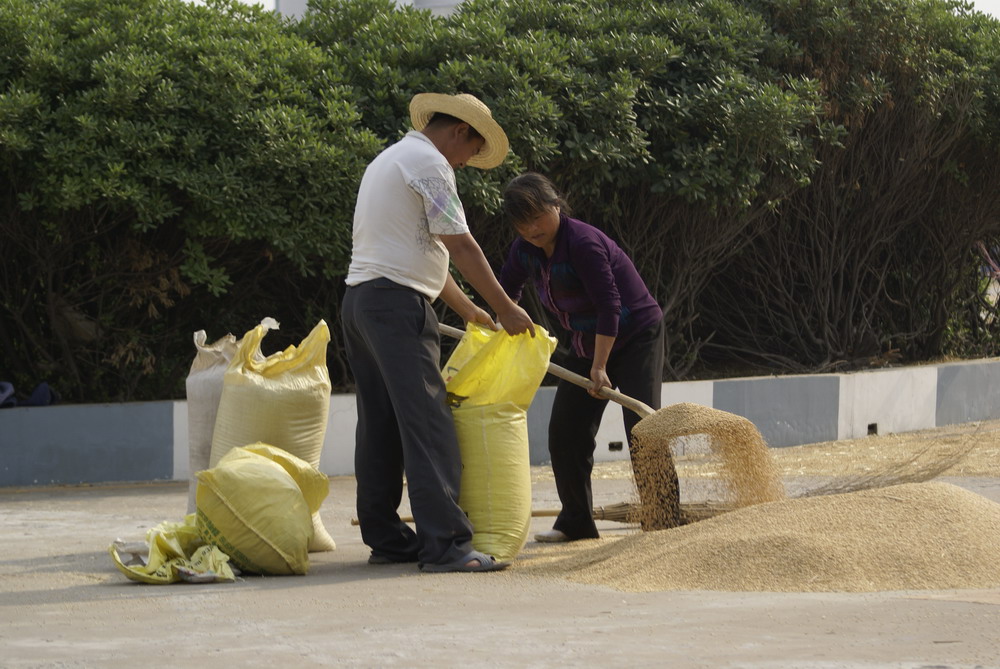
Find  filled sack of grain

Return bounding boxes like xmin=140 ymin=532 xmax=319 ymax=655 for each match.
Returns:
xmin=184 ymin=329 xmax=242 ymax=514
xmin=443 ymin=324 xmax=556 ymax=561
xmin=196 ymin=443 xmax=328 ymax=575
xmin=209 ymin=319 xmax=336 ymax=552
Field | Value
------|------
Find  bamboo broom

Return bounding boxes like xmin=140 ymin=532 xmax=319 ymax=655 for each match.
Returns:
xmin=349 ymin=502 xmax=727 ymax=526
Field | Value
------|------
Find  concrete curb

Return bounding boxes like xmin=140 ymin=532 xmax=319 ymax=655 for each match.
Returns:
xmin=2 ymin=357 xmax=998 ymax=487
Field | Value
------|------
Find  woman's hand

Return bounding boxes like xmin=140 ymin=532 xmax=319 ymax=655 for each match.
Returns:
xmin=496 ymin=303 xmax=535 ymax=336
xmin=589 ymin=365 xmax=612 ymax=399
xmin=589 ymin=334 xmax=615 ymax=397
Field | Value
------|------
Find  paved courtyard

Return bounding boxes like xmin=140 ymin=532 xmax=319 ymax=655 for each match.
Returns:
xmin=2 ymin=459 xmax=999 ymax=668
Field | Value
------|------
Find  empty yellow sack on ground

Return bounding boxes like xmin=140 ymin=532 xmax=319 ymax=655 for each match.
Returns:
xmin=109 ymin=514 xmax=236 ymax=584
xmin=444 ymin=324 xmax=556 ymax=561
xmin=196 ymin=443 xmax=328 ymax=576
xmin=209 ymin=319 xmax=336 ymax=552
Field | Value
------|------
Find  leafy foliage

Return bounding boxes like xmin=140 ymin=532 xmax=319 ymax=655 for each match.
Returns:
xmin=3 ymin=0 xmax=1000 ymax=402
xmin=697 ymin=0 xmax=1000 ymax=371
xmin=0 ymin=0 xmax=379 ymax=400
xmin=301 ymin=0 xmax=828 ymax=376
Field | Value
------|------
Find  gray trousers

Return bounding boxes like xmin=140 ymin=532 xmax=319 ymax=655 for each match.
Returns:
xmin=341 ymin=278 xmax=474 ymax=566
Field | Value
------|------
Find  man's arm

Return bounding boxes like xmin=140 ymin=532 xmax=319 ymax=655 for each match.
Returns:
xmin=440 ymin=232 xmax=534 ymax=336
xmin=439 ymin=273 xmax=497 ymax=330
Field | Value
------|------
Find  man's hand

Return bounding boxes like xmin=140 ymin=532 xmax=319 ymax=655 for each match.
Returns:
xmin=440 ymin=232 xmax=536 ymax=338
xmin=439 ymin=274 xmax=498 ymax=330
xmin=467 ymin=306 xmax=497 ymax=330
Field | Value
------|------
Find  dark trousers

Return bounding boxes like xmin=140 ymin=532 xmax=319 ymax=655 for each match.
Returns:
xmin=548 ymin=321 xmax=673 ymax=539
xmin=341 ymin=278 xmax=473 ymax=565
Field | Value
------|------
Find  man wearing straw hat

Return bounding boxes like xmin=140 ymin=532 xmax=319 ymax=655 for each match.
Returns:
xmin=342 ymin=92 xmax=534 ymax=573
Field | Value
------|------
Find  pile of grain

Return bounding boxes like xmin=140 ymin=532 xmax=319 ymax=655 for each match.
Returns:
xmin=519 ymin=482 xmax=1000 ymax=592
xmin=630 ymin=403 xmax=785 ymax=528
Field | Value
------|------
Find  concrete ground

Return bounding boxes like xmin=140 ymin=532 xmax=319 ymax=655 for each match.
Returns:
xmin=2 ymin=467 xmax=1000 ymax=668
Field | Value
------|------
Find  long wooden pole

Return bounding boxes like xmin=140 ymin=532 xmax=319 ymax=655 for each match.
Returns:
xmin=350 ymin=509 xmax=561 ymax=526
xmin=437 ymin=323 xmax=654 ymax=418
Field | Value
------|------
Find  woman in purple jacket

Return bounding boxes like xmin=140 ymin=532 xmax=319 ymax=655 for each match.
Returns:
xmin=499 ymin=172 xmax=680 ymax=541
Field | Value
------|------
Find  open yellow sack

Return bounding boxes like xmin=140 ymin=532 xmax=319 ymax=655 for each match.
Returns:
xmin=196 ymin=443 xmax=328 ymax=576
xmin=209 ymin=319 xmax=336 ymax=552
xmin=443 ymin=324 xmax=556 ymax=561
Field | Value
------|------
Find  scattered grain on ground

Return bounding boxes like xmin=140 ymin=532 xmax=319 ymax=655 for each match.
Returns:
xmin=515 ymin=481 xmax=1000 ymax=592
xmin=532 ymin=420 xmax=1000 ymax=485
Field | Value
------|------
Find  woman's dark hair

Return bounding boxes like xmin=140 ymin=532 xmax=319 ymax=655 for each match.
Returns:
xmin=501 ymin=172 xmax=570 ymax=224
xmin=425 ymin=112 xmax=484 ymax=141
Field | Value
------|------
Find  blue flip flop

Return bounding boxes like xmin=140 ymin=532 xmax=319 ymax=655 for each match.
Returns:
xmin=419 ymin=550 xmax=509 ymax=573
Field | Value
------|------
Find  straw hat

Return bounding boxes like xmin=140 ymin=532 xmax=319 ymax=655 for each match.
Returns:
xmin=409 ymin=93 xmax=509 ymax=169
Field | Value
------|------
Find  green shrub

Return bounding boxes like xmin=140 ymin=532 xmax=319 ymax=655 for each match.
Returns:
xmin=301 ymin=0 xmax=827 ymax=377
xmin=0 ymin=0 xmax=380 ymax=401
xmin=696 ymin=0 xmax=1000 ymax=371
xmin=4 ymin=0 xmax=1000 ymax=401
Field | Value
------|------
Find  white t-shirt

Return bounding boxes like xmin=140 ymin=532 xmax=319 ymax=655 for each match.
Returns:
xmin=345 ymin=131 xmax=469 ymax=300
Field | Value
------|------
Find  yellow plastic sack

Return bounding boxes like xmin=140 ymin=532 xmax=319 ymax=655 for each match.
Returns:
xmin=209 ymin=319 xmax=336 ymax=552
xmin=443 ymin=323 xmax=556 ymax=408
xmin=109 ymin=514 xmax=236 ymax=584
xmin=443 ymin=324 xmax=556 ymax=561
xmin=196 ymin=443 xmax=328 ymax=576
xmin=451 ymin=403 xmax=533 ymax=561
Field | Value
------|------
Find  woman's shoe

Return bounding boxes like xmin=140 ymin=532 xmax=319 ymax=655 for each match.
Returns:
xmin=534 ymin=529 xmax=571 ymax=543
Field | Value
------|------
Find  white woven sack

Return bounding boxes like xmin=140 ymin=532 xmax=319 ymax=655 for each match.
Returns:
xmin=184 ymin=330 xmax=239 ymax=514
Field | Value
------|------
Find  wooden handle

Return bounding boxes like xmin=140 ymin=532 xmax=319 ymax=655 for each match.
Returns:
xmin=438 ymin=323 xmax=654 ymax=419
xmin=351 ymin=509 xmax=561 ymax=526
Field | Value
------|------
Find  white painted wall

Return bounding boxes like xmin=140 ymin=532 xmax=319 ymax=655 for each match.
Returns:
xmin=837 ymin=367 xmax=937 ymax=440
xmin=310 ymin=378 xmax=717 ymax=476
xmin=6 ymin=352 xmax=995 ymax=490
xmin=173 ymin=381 xmax=715 ymax=479
xmin=172 ymin=401 xmax=190 ymax=481
xmin=169 ymin=365 xmax=952 ymax=480
xmin=274 ymin=0 xmax=308 ymax=18
xmin=592 ymin=379 xmax=716 ymax=461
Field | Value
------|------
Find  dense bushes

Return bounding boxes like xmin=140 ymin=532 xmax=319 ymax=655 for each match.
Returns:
xmin=1 ymin=0 xmax=999 ymax=402
xmin=303 ymin=0 xmax=1000 ymax=377
xmin=0 ymin=0 xmax=379 ymax=401
xmin=299 ymin=0 xmax=830 ymax=376
xmin=697 ymin=0 xmax=1000 ymax=371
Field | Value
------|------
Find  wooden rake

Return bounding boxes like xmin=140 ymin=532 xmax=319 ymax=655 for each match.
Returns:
xmin=349 ymin=502 xmax=723 ymax=527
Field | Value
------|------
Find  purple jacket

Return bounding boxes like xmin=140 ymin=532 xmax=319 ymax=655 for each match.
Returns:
xmin=499 ymin=214 xmax=663 ymax=359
